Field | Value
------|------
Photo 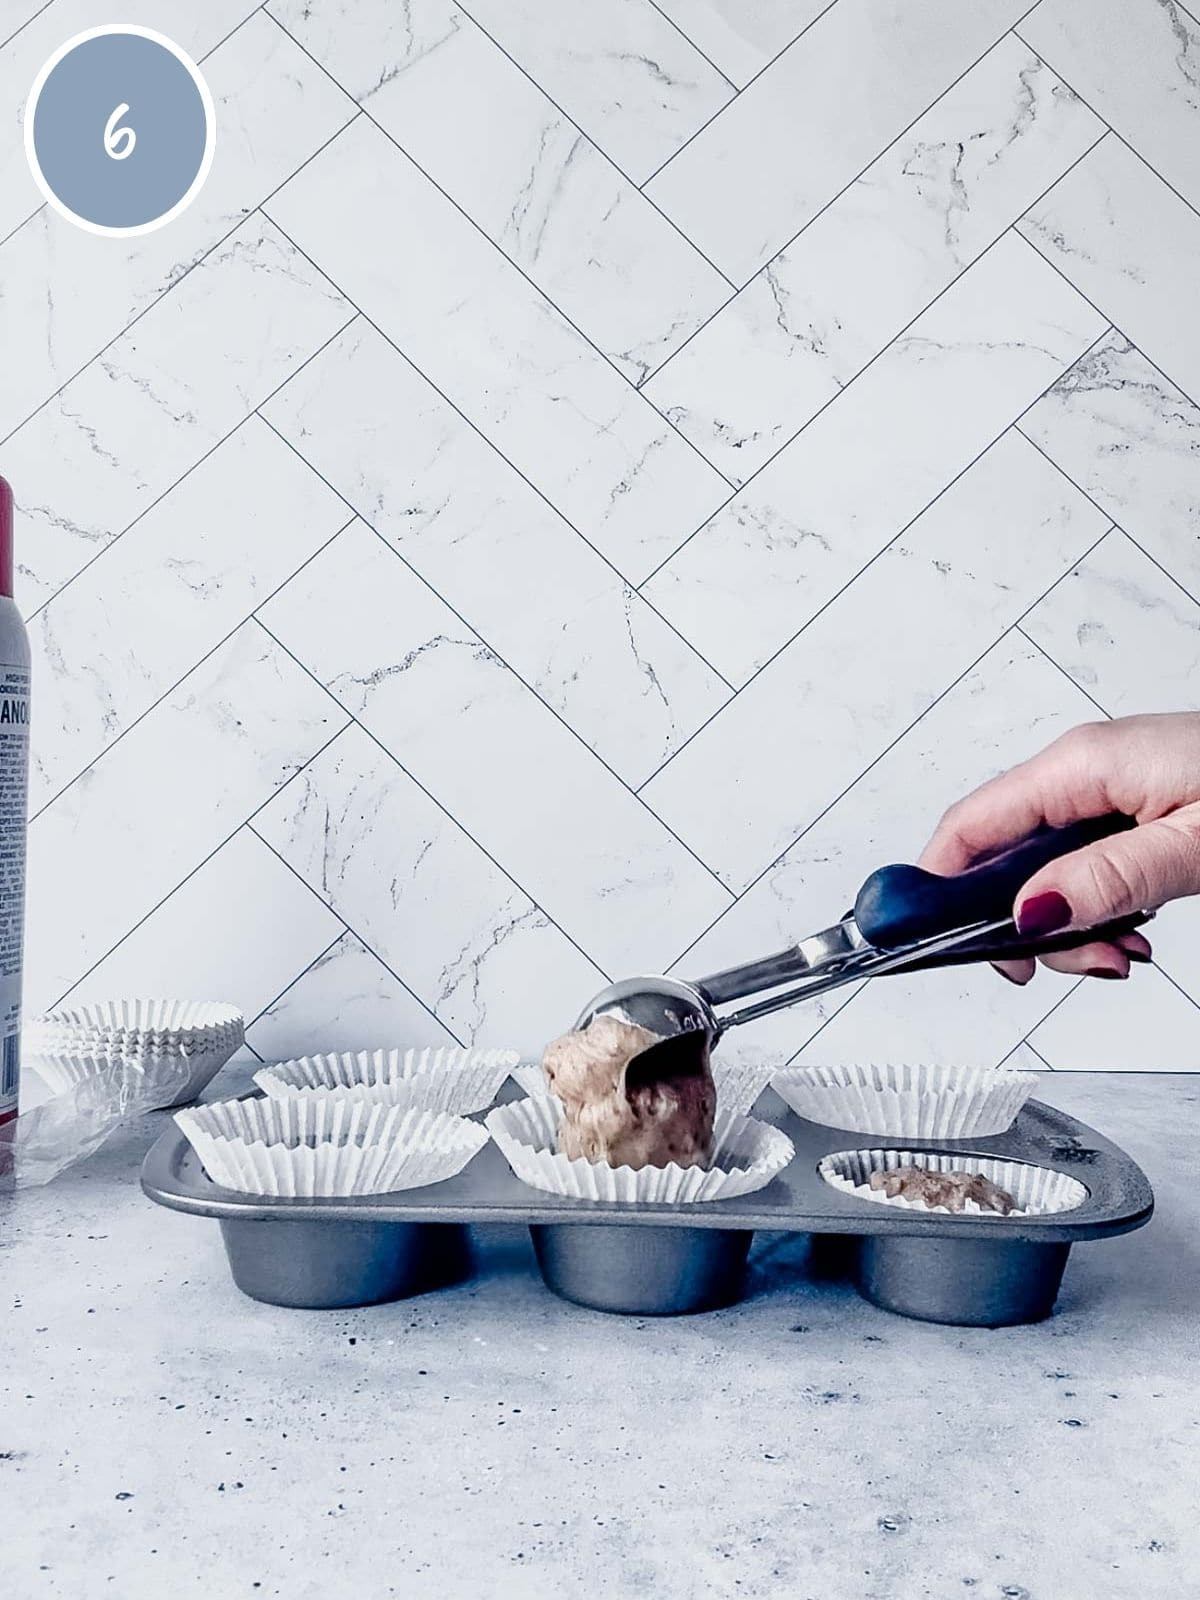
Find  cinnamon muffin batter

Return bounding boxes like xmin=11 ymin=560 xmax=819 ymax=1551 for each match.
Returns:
xmin=542 ymin=1015 xmax=715 ymax=1171
xmin=868 ymin=1165 xmax=1017 ymax=1214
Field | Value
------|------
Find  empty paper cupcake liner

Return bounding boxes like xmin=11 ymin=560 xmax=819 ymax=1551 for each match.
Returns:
xmin=32 ymin=999 xmax=244 ymax=1051
xmin=511 ymin=1062 xmax=554 ymax=1100
xmin=712 ymin=1059 xmax=775 ymax=1115
xmin=28 ymin=1035 xmax=237 ymax=1109
xmin=255 ymin=1047 xmax=518 ymax=1116
xmin=31 ymin=1050 xmax=128 ymax=1098
xmin=485 ymin=1096 xmax=794 ymax=1204
xmin=30 ymin=1050 xmax=158 ymax=1100
xmin=510 ymin=1058 xmax=772 ymax=1117
xmin=175 ymin=1097 xmax=490 ymax=1197
xmin=819 ymin=1148 xmax=1088 ymax=1218
xmin=27 ymin=1032 xmax=243 ymax=1077
xmin=773 ymin=1062 xmax=1036 ymax=1140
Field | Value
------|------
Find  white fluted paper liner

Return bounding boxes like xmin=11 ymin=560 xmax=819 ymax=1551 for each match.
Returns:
xmin=32 ymin=1050 xmax=137 ymax=1097
xmin=712 ymin=1060 xmax=774 ymax=1115
xmin=485 ymin=1096 xmax=794 ymax=1204
xmin=28 ymin=1027 xmax=243 ymax=1064
xmin=35 ymin=999 xmax=243 ymax=1039
xmin=511 ymin=1062 xmax=552 ymax=1099
xmin=818 ymin=1148 xmax=1088 ymax=1218
xmin=175 ymin=1097 xmax=490 ymax=1197
xmin=28 ymin=1036 xmax=236 ymax=1109
xmin=510 ymin=1058 xmax=773 ymax=1116
xmin=772 ymin=1062 xmax=1037 ymax=1140
xmin=27 ymin=998 xmax=245 ymax=1100
xmin=255 ymin=1047 xmax=518 ymax=1115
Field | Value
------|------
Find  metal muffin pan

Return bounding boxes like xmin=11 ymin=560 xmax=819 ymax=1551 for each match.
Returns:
xmin=141 ymin=1091 xmax=1153 ymax=1326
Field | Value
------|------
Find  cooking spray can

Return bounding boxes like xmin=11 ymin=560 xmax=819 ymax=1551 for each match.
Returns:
xmin=0 ymin=478 xmax=30 ymax=1163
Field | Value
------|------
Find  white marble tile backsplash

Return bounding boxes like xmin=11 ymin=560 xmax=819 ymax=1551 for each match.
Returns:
xmin=4 ymin=0 xmax=1198 ymax=1068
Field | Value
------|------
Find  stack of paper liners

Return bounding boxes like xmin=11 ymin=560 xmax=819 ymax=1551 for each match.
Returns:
xmin=27 ymin=997 xmax=245 ymax=1108
xmin=819 ymin=1148 xmax=1088 ymax=1217
xmin=773 ymin=1062 xmax=1036 ymax=1139
xmin=486 ymin=1095 xmax=794 ymax=1203
xmin=511 ymin=1058 xmax=774 ymax=1117
xmin=255 ymin=1046 xmax=518 ymax=1116
xmin=175 ymin=1097 xmax=489 ymax=1197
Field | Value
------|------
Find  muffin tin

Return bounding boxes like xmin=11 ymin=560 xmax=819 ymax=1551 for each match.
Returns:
xmin=141 ymin=1088 xmax=1152 ymax=1326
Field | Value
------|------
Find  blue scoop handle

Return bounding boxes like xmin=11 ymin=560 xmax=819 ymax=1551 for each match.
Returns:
xmin=854 ymin=814 xmax=1139 ymax=952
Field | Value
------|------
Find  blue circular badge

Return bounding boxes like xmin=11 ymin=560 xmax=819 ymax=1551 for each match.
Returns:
xmin=25 ymin=26 xmax=216 ymax=236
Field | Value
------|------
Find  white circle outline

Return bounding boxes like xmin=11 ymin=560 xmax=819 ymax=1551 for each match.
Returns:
xmin=23 ymin=24 xmax=217 ymax=238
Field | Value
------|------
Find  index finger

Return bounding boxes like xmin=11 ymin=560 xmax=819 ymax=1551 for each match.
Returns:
xmin=917 ymin=726 xmax=1121 ymax=875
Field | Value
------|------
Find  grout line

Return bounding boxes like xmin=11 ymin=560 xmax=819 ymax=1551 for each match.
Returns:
xmin=442 ymin=0 xmax=739 ymax=289
xmin=4 ymin=1 xmax=271 ymax=255
xmin=241 ymin=836 xmax=469 ymax=1048
xmin=198 ymin=1 xmax=272 ymax=62
xmin=643 ymin=0 xmax=740 ymax=91
xmin=0 ymin=0 xmax=261 ymax=62
xmin=778 ymin=964 xmax=1092 ymax=1073
xmin=1014 ymin=622 xmax=1113 ymax=721
xmin=1015 ymin=217 xmax=1200 ymax=417
xmin=252 ymin=418 xmax=736 ymax=899
xmin=1115 ymin=527 xmax=1200 ymax=619
xmin=250 ymin=615 xmax=616 ymax=985
xmin=993 ymin=1038 xmax=1026 ymax=1068
xmin=0 ymin=109 xmax=364 ymax=451
xmin=1013 ymin=24 xmax=1200 ymax=240
xmin=641 ymin=0 xmax=1045 ymax=228
xmin=0 ymin=204 xmax=42 ymax=250
xmin=44 ymin=717 xmax=355 ymax=1012
xmin=21 ymin=309 xmax=360 ymax=627
xmin=780 ymin=985 xmax=868 ymax=1063
xmin=1014 ymin=423 xmax=1200 ymax=617
xmin=658 ymin=516 xmax=1117 ymax=976
xmin=774 ymin=962 xmax=1079 ymax=1071
xmin=1150 ymin=961 xmax=1200 ymax=1020
xmin=639 ymin=0 xmax=842 ymax=189
xmin=636 ymin=207 xmax=1103 ymax=594
xmin=1011 ymin=977 xmax=1088 ymax=1059
xmin=240 ymin=931 xmax=347 ymax=1032
xmin=251 ymin=237 xmax=736 ymax=691
xmin=1008 ymin=1037 xmax=1054 ymax=1069
xmin=634 ymin=324 xmax=1115 ymax=796
xmin=1010 ymin=526 xmax=1114 ymax=630
xmin=29 ymin=510 xmax=358 ymax=822
xmin=642 ymin=21 xmax=1104 ymax=394
xmin=259 ymin=9 xmax=738 ymax=489
xmin=0 ymin=0 xmax=53 ymax=51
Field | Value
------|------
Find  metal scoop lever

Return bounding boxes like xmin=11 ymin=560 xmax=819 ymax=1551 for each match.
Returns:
xmin=575 ymin=814 xmax=1153 ymax=1050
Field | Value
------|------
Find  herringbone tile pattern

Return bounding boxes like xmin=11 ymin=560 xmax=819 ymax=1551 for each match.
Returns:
xmin=4 ymin=0 xmax=1199 ymax=1068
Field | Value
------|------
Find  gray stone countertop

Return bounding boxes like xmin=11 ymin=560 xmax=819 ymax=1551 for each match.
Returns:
xmin=1 ymin=1071 xmax=1196 ymax=1600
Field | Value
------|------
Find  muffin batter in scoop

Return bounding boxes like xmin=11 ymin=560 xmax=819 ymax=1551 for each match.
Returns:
xmin=542 ymin=1015 xmax=715 ymax=1171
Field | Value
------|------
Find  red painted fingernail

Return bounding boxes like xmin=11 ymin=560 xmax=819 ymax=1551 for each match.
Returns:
xmin=1086 ymin=967 xmax=1126 ymax=980
xmin=1125 ymin=950 xmax=1153 ymax=965
xmin=1016 ymin=891 xmax=1072 ymax=937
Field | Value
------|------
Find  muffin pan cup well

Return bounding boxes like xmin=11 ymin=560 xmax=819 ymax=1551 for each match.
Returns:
xmin=142 ymin=1088 xmax=1152 ymax=1325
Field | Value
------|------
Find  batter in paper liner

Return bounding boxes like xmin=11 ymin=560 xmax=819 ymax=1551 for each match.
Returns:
xmin=868 ymin=1165 xmax=1016 ymax=1215
xmin=542 ymin=1015 xmax=716 ymax=1171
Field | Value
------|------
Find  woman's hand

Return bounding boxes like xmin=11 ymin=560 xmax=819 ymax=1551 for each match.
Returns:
xmin=919 ymin=712 xmax=1200 ymax=983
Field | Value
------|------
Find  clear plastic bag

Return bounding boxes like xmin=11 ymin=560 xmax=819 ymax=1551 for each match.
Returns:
xmin=12 ymin=1046 xmax=198 ymax=1186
